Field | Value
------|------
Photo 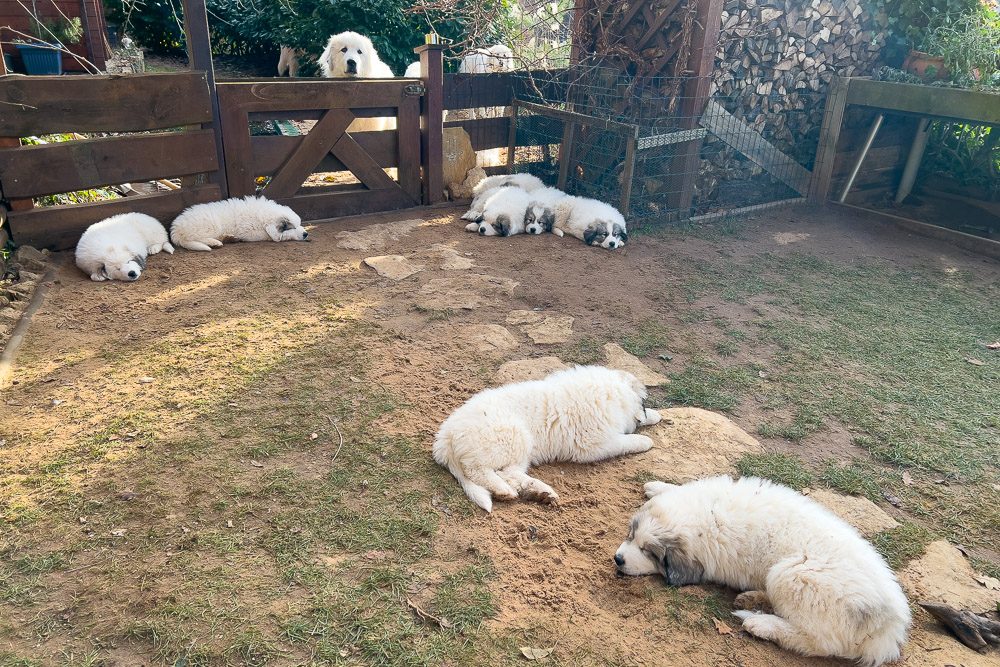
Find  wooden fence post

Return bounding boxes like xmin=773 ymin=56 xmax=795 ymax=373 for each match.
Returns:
xmin=182 ymin=0 xmax=228 ymax=198
xmin=666 ymin=0 xmax=725 ymax=217
xmin=809 ymin=75 xmax=850 ymax=203
xmin=415 ymin=43 xmax=445 ymax=204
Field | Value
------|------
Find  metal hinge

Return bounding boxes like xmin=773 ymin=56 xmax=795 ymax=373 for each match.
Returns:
xmin=404 ymin=84 xmax=426 ymax=96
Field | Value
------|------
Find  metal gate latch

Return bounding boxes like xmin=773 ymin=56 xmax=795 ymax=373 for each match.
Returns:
xmin=404 ymin=84 xmax=426 ymax=96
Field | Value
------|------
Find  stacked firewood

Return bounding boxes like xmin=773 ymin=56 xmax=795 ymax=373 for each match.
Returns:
xmin=698 ymin=0 xmax=887 ymax=198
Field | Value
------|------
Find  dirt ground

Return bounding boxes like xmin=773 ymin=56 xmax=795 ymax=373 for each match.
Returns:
xmin=2 ymin=203 xmax=999 ymax=665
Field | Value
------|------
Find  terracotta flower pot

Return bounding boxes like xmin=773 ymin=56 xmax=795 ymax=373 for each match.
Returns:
xmin=902 ymin=50 xmax=948 ymax=81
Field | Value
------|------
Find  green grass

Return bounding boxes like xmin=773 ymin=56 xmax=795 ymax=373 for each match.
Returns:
xmin=735 ymin=453 xmax=814 ymax=490
xmin=655 ymin=358 xmax=760 ymax=411
xmin=871 ymin=522 xmax=932 ymax=569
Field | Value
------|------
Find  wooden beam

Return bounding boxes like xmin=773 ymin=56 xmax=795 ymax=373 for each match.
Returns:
xmin=397 ymin=89 xmax=422 ymax=204
xmin=251 ymin=133 xmax=399 ymax=174
xmin=183 ymin=0 xmax=228 ymax=197
xmin=416 ymin=44 xmax=445 ymax=204
xmin=810 ymin=75 xmax=850 ymax=202
xmin=0 ymin=131 xmax=218 ymax=199
xmin=7 ymin=184 xmax=221 ymax=250
xmin=845 ymin=78 xmax=1000 ymax=125
xmin=218 ymin=80 xmax=411 ymax=112
xmin=700 ymin=100 xmax=812 ymax=196
xmin=274 ymin=188 xmax=417 ymax=221
xmin=0 ymin=73 xmax=213 ymax=136
xmin=262 ymin=109 xmax=354 ymax=199
xmin=328 ymin=133 xmax=404 ymax=194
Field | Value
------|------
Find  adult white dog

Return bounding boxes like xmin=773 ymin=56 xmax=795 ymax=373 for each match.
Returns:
xmin=170 ymin=196 xmax=308 ymax=251
xmin=615 ymin=476 xmax=911 ymax=666
xmin=277 ymin=45 xmax=304 ymax=77
xmin=434 ymin=365 xmax=661 ymax=512
xmin=319 ymin=31 xmax=397 ymax=132
xmin=75 ymin=212 xmax=173 ymax=282
xmin=553 ymin=195 xmax=628 ymax=249
xmin=462 ymin=173 xmax=544 ymax=223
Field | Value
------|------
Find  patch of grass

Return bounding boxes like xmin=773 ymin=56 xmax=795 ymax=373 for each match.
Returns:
xmin=0 ymin=654 xmax=42 ymax=667
xmin=559 ymin=335 xmax=604 ymax=365
xmin=757 ymin=408 xmax=824 ymax=442
xmin=413 ymin=305 xmax=455 ymax=321
xmin=658 ymin=359 xmax=759 ymax=412
xmin=431 ymin=558 xmax=496 ymax=631
xmin=624 ymin=470 xmax=660 ymax=485
xmin=714 ymin=340 xmax=738 ymax=357
xmin=871 ymin=522 xmax=932 ymax=569
xmin=620 ymin=318 xmax=673 ymax=357
xmin=820 ymin=461 xmax=882 ymax=500
xmin=736 ymin=453 xmax=814 ymax=490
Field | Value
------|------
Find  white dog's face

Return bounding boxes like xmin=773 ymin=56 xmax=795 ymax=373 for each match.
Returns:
xmin=477 ymin=214 xmax=513 ymax=237
xmin=99 ymin=251 xmax=146 ymax=281
xmin=267 ymin=211 xmax=308 ymax=242
xmin=524 ymin=204 xmax=555 ymax=235
xmin=584 ymin=221 xmax=628 ymax=249
xmin=614 ymin=489 xmax=705 ymax=586
xmin=321 ymin=32 xmax=375 ymax=78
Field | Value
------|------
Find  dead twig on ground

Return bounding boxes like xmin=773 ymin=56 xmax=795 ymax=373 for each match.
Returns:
xmin=406 ymin=598 xmax=453 ymax=628
xmin=326 ymin=415 xmax=344 ymax=462
xmin=918 ymin=601 xmax=1000 ymax=651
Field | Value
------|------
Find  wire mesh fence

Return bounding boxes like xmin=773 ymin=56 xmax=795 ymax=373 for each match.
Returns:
xmin=505 ymin=64 xmax=825 ymax=221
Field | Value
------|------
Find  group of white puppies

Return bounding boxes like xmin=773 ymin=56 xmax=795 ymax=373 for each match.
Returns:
xmin=74 ymin=196 xmax=307 ymax=281
xmin=434 ymin=365 xmax=911 ymax=665
xmin=463 ymin=173 xmax=628 ymax=249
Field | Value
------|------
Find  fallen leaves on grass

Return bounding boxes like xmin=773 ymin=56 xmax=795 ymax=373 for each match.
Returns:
xmin=713 ymin=618 xmax=734 ymax=635
xmin=964 ymin=358 xmax=984 ymax=366
xmin=520 ymin=647 xmax=553 ymax=660
xmin=986 ymin=341 xmax=1000 ymax=350
xmin=902 ymin=472 xmax=914 ymax=486
xmin=973 ymin=575 xmax=1000 ymax=591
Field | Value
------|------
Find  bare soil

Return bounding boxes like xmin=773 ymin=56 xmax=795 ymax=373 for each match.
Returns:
xmin=2 ymin=203 xmax=998 ymax=665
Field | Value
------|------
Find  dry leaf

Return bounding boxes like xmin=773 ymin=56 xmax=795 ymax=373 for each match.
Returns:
xmin=986 ymin=341 xmax=1000 ymax=349
xmin=713 ymin=617 xmax=734 ymax=635
xmin=250 ymin=460 xmax=264 ymax=468
xmin=226 ymin=520 xmax=233 ymax=528
xmin=882 ymin=491 xmax=902 ymax=507
xmin=902 ymin=472 xmax=914 ymax=486
xmin=965 ymin=358 xmax=984 ymax=366
xmin=364 ymin=550 xmax=387 ymax=561
xmin=520 ymin=647 xmax=553 ymax=660
xmin=955 ymin=544 xmax=971 ymax=558
xmin=973 ymin=575 xmax=1000 ymax=591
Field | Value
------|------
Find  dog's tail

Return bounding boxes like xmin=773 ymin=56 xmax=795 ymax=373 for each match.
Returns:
xmin=433 ymin=438 xmax=493 ymax=512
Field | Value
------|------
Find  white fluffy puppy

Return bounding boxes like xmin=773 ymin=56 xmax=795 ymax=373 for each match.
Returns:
xmin=320 ymin=31 xmax=397 ymax=132
xmin=615 ymin=476 xmax=911 ymax=666
xmin=462 ymin=173 xmax=544 ymax=224
xmin=475 ymin=186 xmax=531 ymax=237
xmin=553 ymin=195 xmax=628 ymax=249
xmin=75 ymin=212 xmax=173 ymax=282
xmin=277 ymin=45 xmax=304 ymax=77
xmin=434 ymin=365 xmax=661 ymax=512
xmin=486 ymin=44 xmax=515 ymax=71
xmin=170 ymin=196 xmax=308 ymax=251
xmin=524 ymin=186 xmax=567 ymax=234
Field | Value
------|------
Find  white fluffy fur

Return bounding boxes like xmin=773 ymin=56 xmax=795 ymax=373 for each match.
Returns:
xmin=474 ymin=186 xmax=531 ymax=236
xmin=615 ymin=476 xmax=910 ymax=666
xmin=524 ymin=186 xmax=567 ymax=234
xmin=462 ymin=173 xmax=544 ymax=223
xmin=319 ymin=31 xmax=397 ymax=132
xmin=553 ymin=195 xmax=628 ymax=249
xmin=459 ymin=45 xmax=515 ymax=119
xmin=277 ymin=45 xmax=304 ymax=77
xmin=75 ymin=212 xmax=173 ymax=282
xmin=169 ymin=196 xmax=307 ymax=251
xmin=434 ymin=365 xmax=661 ymax=512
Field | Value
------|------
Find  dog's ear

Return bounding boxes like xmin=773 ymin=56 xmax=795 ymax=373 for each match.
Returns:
xmin=100 ymin=264 xmax=109 ymax=279
xmin=541 ymin=209 xmax=555 ymax=231
xmin=277 ymin=217 xmax=293 ymax=233
xmin=495 ymin=214 xmax=510 ymax=237
xmin=132 ymin=255 xmax=146 ymax=270
xmin=648 ymin=536 xmax=703 ymax=587
xmin=584 ymin=223 xmax=604 ymax=246
xmin=615 ymin=224 xmax=628 ymax=245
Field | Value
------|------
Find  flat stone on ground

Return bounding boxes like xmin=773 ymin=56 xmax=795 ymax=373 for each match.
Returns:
xmin=602 ymin=343 xmax=670 ymax=386
xmin=495 ymin=357 xmax=568 ymax=384
xmin=506 ymin=310 xmax=574 ymax=344
xmin=430 ymin=244 xmax=475 ymax=270
xmin=804 ymin=488 xmax=899 ymax=536
xmin=899 ymin=540 xmax=1000 ymax=610
xmin=363 ymin=255 xmax=424 ymax=280
xmin=336 ymin=219 xmax=424 ymax=251
xmin=458 ymin=325 xmax=519 ymax=355
xmin=643 ymin=408 xmax=762 ymax=481
xmin=415 ymin=274 xmax=517 ymax=310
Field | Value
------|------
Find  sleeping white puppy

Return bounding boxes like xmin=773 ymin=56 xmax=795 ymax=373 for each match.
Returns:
xmin=319 ymin=31 xmax=397 ymax=132
xmin=170 ymin=196 xmax=308 ymax=251
xmin=434 ymin=365 xmax=661 ymax=512
xmin=524 ymin=186 xmax=567 ymax=234
xmin=75 ymin=212 xmax=173 ymax=282
xmin=553 ymin=195 xmax=628 ymax=249
xmin=475 ymin=186 xmax=530 ymax=237
xmin=615 ymin=476 xmax=911 ymax=666
xmin=462 ymin=173 xmax=544 ymax=224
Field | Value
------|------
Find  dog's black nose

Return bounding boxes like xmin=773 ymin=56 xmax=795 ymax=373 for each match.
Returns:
xmin=608 ymin=240 xmax=617 ymax=248
xmin=127 ymin=270 xmax=138 ymax=278
xmin=301 ymin=231 xmax=308 ymax=238
xmin=478 ymin=227 xmax=486 ymax=235
xmin=613 ymin=553 xmax=625 ymax=567
xmin=346 ymin=59 xmax=357 ymax=73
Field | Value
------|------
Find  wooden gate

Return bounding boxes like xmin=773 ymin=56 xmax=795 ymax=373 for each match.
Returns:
xmin=217 ymin=79 xmax=423 ymax=219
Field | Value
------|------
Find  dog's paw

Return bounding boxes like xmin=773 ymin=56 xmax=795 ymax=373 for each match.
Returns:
xmin=734 ymin=591 xmax=773 ymax=614
xmin=731 ymin=609 xmax=761 ymax=623
xmin=641 ymin=408 xmax=661 ymax=426
xmin=89 ymin=273 xmax=107 ymax=282
xmin=163 ymin=242 xmax=175 ymax=254
xmin=643 ymin=480 xmax=676 ymax=498
xmin=519 ymin=478 xmax=559 ymax=505
xmin=464 ymin=222 xmax=479 ymax=232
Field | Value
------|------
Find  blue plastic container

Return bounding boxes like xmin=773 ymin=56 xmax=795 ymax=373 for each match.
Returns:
xmin=16 ymin=43 xmax=62 ymax=75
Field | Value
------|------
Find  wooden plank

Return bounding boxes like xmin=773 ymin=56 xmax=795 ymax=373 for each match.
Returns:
xmin=217 ymin=79 xmax=410 ymax=112
xmin=183 ymin=0 xmax=228 ymax=197
xmin=262 ymin=109 xmax=354 ymax=199
xmin=831 ymin=145 xmax=907 ymax=178
xmin=557 ymin=118 xmax=575 ymax=191
xmin=274 ymin=188 xmax=416 ymax=221
xmin=0 ymin=131 xmax=218 ymax=199
xmin=619 ymin=129 xmax=638 ymax=217
xmin=638 ymin=128 xmax=707 ymax=151
xmin=252 ymin=133 xmax=398 ymax=175
xmin=444 ymin=72 xmax=518 ymax=111
xmin=636 ymin=0 xmax=683 ymax=50
xmin=8 ymin=184 xmax=221 ymax=251
xmin=217 ymin=86 xmax=254 ymax=198
xmin=701 ymin=100 xmax=812 ymax=196
xmin=831 ymin=201 xmax=1000 ymax=261
xmin=0 ymin=72 xmax=213 ymax=136
xmin=845 ymin=78 xmax=1000 ymax=125
xmin=417 ymin=44 xmax=444 ymax=205
xmin=517 ymin=99 xmax=635 ymax=133
xmin=506 ymin=98 xmax=519 ymax=174
xmin=810 ymin=75 xmax=849 ymax=202
xmin=329 ymin=132 xmax=404 ymax=194
xmin=397 ymin=90 xmax=421 ymax=204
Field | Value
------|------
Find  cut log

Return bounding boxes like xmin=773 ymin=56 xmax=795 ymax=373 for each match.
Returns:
xmin=918 ymin=602 xmax=1000 ymax=652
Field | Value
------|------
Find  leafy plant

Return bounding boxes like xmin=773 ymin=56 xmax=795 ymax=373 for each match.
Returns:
xmin=29 ymin=15 xmax=83 ymax=44
xmin=864 ymin=0 xmax=980 ymax=66
xmin=918 ymin=3 xmax=1000 ymax=89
